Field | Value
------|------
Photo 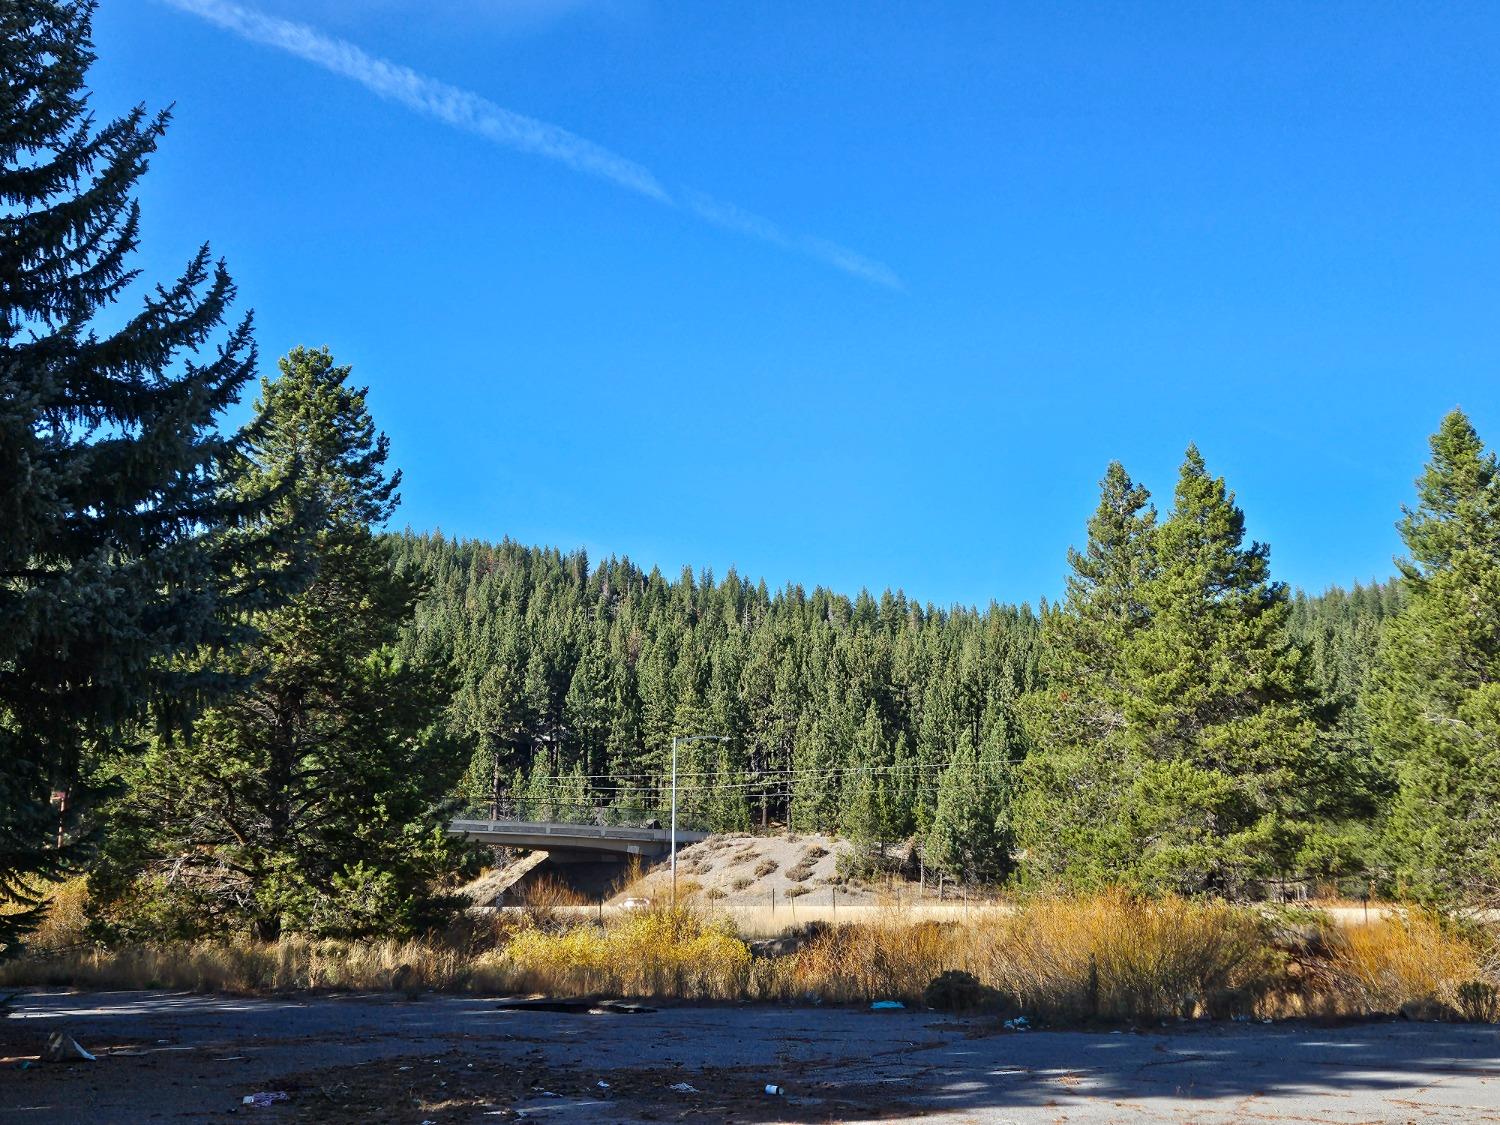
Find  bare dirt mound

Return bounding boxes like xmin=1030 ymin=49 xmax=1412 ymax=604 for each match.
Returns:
xmin=609 ymin=833 xmax=906 ymax=914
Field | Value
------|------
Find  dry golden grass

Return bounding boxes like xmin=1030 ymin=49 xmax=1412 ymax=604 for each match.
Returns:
xmin=513 ymin=874 xmax=589 ymax=928
xmin=758 ymin=893 xmax=1273 ymax=1019
xmin=727 ymin=894 xmax=969 ymax=939
xmin=982 ymin=893 xmax=1274 ymax=1020
xmin=23 ymin=877 xmax=90 ymax=951
xmin=2 ymin=890 xmax=1493 ymax=1025
xmin=517 ymin=874 xmax=588 ymax=909
xmin=1310 ymin=912 xmax=1490 ymax=1019
xmin=0 ymin=936 xmax=507 ymax=994
xmin=607 ymin=856 xmax=651 ymax=900
xmin=503 ymin=905 xmax=750 ymax=998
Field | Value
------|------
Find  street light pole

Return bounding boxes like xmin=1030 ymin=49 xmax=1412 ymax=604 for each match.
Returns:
xmin=670 ymin=735 xmax=678 ymax=905
xmin=670 ymin=733 xmax=728 ymax=907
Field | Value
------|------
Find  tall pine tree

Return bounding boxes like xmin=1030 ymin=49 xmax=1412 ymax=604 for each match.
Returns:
xmin=1016 ymin=462 xmax=1156 ymax=885
xmin=0 ymin=1 xmax=277 ymax=951
xmin=93 ymin=348 xmax=461 ymax=941
xmin=1120 ymin=447 xmax=1320 ymax=893
xmin=1370 ymin=409 xmax=1500 ymax=900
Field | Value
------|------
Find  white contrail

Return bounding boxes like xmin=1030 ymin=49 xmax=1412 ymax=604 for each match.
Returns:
xmin=160 ymin=0 xmax=901 ymax=289
xmin=161 ymin=0 xmax=669 ymax=201
xmin=686 ymin=192 xmax=903 ymax=290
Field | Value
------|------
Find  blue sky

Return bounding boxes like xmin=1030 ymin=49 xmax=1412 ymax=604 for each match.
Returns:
xmin=95 ymin=1 xmax=1499 ymax=607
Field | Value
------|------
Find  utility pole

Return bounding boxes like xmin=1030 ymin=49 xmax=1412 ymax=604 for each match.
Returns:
xmin=671 ymin=733 xmax=729 ymax=907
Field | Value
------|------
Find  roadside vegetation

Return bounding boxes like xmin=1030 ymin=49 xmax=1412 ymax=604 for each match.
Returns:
xmin=6 ymin=885 xmax=1497 ymax=1027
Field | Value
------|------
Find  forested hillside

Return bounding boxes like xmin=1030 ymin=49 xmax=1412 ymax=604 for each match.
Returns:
xmin=391 ymin=534 xmax=1042 ymax=839
xmin=389 ymin=529 xmax=1403 ymax=884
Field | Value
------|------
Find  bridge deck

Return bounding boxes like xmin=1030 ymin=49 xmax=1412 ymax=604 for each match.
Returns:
xmin=448 ymin=818 xmax=709 ymax=858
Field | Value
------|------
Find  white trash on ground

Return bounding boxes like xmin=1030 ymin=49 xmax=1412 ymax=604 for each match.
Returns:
xmin=241 ymin=1091 xmax=289 ymax=1107
xmin=42 ymin=1032 xmax=96 ymax=1063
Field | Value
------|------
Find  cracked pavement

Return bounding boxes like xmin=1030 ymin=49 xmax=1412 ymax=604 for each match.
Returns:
xmin=4 ymin=990 xmax=1499 ymax=1122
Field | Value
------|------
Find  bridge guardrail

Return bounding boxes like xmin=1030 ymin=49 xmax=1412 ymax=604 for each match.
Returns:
xmin=449 ymin=818 xmax=706 ymax=842
xmin=453 ymin=799 xmax=712 ymax=834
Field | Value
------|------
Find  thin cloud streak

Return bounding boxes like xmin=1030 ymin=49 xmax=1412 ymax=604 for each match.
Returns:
xmin=162 ymin=0 xmax=669 ymax=201
xmin=160 ymin=0 xmax=901 ymax=288
xmin=686 ymin=192 xmax=903 ymax=291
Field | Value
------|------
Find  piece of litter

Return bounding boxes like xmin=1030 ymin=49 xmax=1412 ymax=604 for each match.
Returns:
xmin=764 ymin=1083 xmax=785 ymax=1095
xmin=1003 ymin=1016 xmax=1031 ymax=1031
xmin=530 ymin=1088 xmax=561 ymax=1098
xmin=669 ymin=1082 xmax=700 ymax=1093
xmin=42 ymin=1032 xmax=96 ymax=1063
xmin=398 ymin=1065 xmax=413 ymax=1071
xmin=593 ymin=1000 xmax=656 ymax=1015
xmin=596 ymin=1080 xmax=611 ymax=1089
xmin=241 ymin=1091 xmax=290 ymax=1108
xmin=512 ymin=1102 xmax=611 ymax=1119
xmin=870 ymin=1000 xmax=905 ymax=1010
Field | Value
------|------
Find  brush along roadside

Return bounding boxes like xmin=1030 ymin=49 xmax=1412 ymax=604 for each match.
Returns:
xmin=2 ymin=894 xmax=1495 ymax=1024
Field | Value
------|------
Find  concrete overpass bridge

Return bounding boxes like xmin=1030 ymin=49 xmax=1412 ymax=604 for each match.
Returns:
xmin=447 ymin=815 xmax=709 ymax=863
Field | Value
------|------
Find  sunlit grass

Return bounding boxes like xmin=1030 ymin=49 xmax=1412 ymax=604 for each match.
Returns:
xmin=1317 ymin=911 xmax=1490 ymax=1019
xmin=504 ymin=905 xmax=751 ymax=998
xmin=757 ymin=892 xmax=1275 ymax=1019
xmin=3 ymin=888 xmax=1494 ymax=1024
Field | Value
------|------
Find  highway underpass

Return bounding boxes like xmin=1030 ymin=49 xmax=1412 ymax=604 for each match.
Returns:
xmin=447 ymin=817 xmax=709 ymax=863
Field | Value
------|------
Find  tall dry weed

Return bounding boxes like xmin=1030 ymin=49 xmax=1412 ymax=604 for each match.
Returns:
xmin=504 ymin=904 xmax=750 ymax=998
xmin=772 ymin=892 xmax=1277 ymax=1020
xmin=978 ymin=893 xmax=1275 ymax=1020
xmin=1316 ymin=913 xmax=1487 ymax=1019
xmin=0 ymin=937 xmax=487 ymax=994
